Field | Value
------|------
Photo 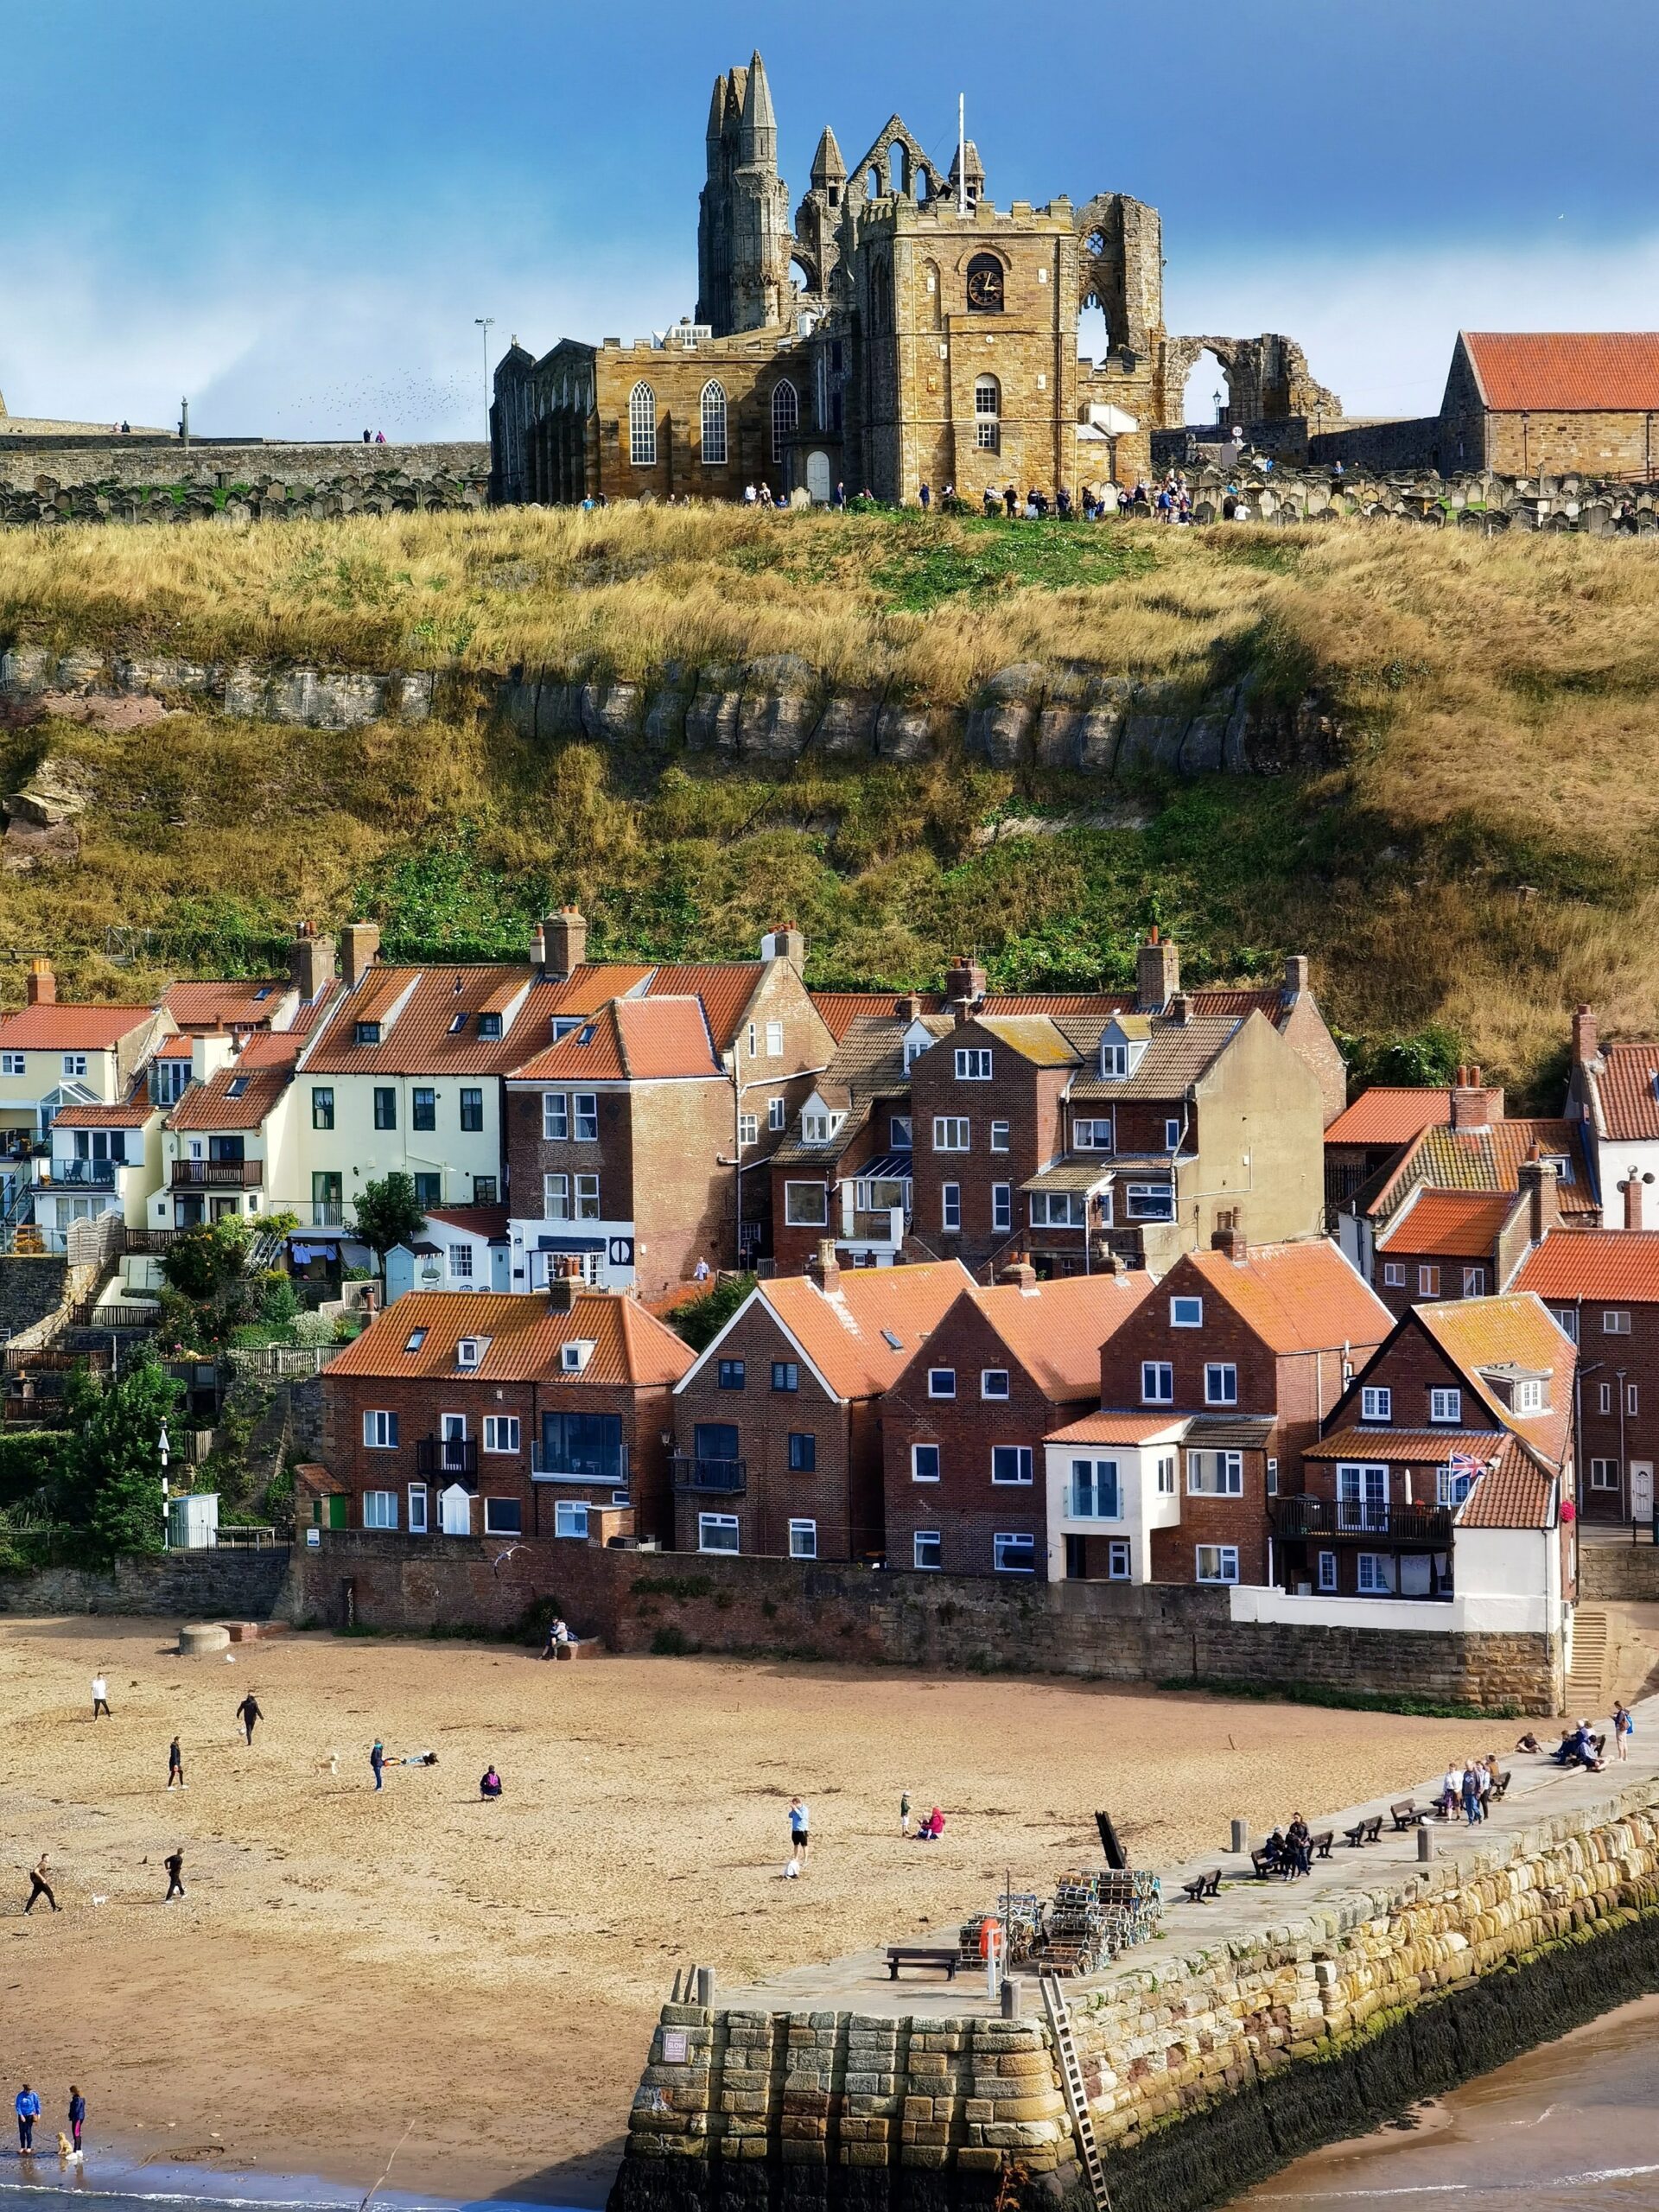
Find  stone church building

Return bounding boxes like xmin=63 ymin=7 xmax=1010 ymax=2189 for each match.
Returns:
xmin=492 ymin=54 xmax=1336 ymax=506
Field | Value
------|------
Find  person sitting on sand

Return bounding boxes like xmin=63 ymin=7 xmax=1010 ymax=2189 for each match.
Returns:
xmin=916 ymin=1807 xmax=944 ymax=1841
xmin=480 ymin=1765 xmax=502 ymax=1799
xmin=1515 ymin=1732 xmax=1542 ymax=1755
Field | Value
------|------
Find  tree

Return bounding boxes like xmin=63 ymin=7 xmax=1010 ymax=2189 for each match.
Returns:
xmin=353 ymin=1171 xmax=427 ymax=1263
xmin=60 ymin=1350 xmax=181 ymax=1560
xmin=670 ymin=1273 xmax=755 ymax=1353
xmin=161 ymin=1217 xmax=252 ymax=1303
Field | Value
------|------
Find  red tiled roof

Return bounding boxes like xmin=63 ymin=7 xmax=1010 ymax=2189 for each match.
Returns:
xmin=168 ymin=1060 xmax=290 ymax=1131
xmin=647 ymin=963 xmax=764 ymax=1051
xmin=1414 ymin=1294 xmax=1575 ymax=1471
xmin=758 ymin=1262 xmax=975 ymax=1401
xmin=326 ymin=1288 xmax=694 ymax=1388
xmin=154 ymin=1032 xmax=194 ymax=1059
xmin=425 ymin=1205 xmax=510 ymax=1242
xmin=302 ymin=967 xmax=550 ymax=1076
xmin=1305 ymin=1427 xmax=1506 ymax=1463
xmin=1044 ymin=1410 xmax=1186 ymax=1445
xmin=162 ymin=979 xmax=289 ymax=1031
xmin=1584 ymin=1040 xmax=1659 ymax=1142
xmin=51 ymin=1097 xmax=160 ymax=1128
xmin=1456 ymin=1437 xmax=1556 ymax=1529
xmin=542 ymin=965 xmax=656 ymax=1014
xmin=969 ymin=1271 xmax=1156 ymax=1401
xmin=811 ymin=992 xmax=942 ymax=1039
xmin=1462 ymin=331 xmax=1659 ymax=413
xmin=0 ymin=1003 xmax=156 ymax=1051
xmin=1376 ymin=1120 xmax=1597 ymax=1221
xmin=1325 ymin=1088 xmax=1453 ymax=1147
xmin=1185 ymin=1238 xmax=1391 ymax=1353
xmin=808 ymin=986 xmax=1289 ymax=1045
xmin=509 ymin=997 xmax=721 ymax=1083
xmin=1376 ymin=1189 xmax=1517 ymax=1258
xmin=1515 ymin=1229 xmax=1659 ymax=1304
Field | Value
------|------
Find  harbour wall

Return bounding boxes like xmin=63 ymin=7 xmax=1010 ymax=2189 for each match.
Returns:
xmin=611 ymin=1777 xmax=1659 ymax=2212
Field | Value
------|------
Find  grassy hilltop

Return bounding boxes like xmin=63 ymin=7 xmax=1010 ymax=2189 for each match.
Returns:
xmin=4 ymin=505 xmax=1659 ymax=1102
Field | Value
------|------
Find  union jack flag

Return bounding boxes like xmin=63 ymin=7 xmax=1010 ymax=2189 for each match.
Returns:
xmin=1446 ymin=1451 xmax=1486 ymax=1479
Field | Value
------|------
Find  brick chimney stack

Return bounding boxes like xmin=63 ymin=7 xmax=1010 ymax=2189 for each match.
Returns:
xmin=1211 ymin=1211 xmax=1247 ymax=1262
xmin=1449 ymin=1065 xmax=1503 ymax=1132
xmin=544 ymin=906 xmax=588 ymax=980
xmin=945 ymin=956 xmax=986 ymax=1027
xmin=1166 ymin=990 xmax=1192 ymax=1027
xmin=1518 ymin=1150 xmax=1560 ymax=1244
xmin=809 ymin=1238 xmax=841 ymax=1293
xmin=287 ymin=922 xmax=336 ymax=1004
xmin=1622 ymin=1173 xmax=1653 ymax=1233
xmin=547 ymin=1262 xmax=582 ymax=1313
xmin=1572 ymin=1004 xmax=1599 ymax=1068
xmin=1283 ymin=953 xmax=1309 ymax=998
xmin=1135 ymin=927 xmax=1179 ymax=1013
xmin=340 ymin=921 xmax=381 ymax=991
xmin=999 ymin=1257 xmax=1037 ymax=1290
xmin=25 ymin=957 xmax=54 ymax=1007
xmin=899 ymin=994 xmax=924 ymax=1020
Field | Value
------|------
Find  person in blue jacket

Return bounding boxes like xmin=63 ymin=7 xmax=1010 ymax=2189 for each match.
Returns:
xmin=15 ymin=2085 xmax=40 ymax=2152
xmin=67 ymin=2088 xmax=85 ymax=2155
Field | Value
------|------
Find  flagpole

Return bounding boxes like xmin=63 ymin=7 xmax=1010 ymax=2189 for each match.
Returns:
xmin=957 ymin=94 xmax=967 ymax=215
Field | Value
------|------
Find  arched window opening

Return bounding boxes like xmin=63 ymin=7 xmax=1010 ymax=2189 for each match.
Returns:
xmin=1077 ymin=293 xmax=1110 ymax=366
xmin=888 ymin=143 xmax=907 ymax=196
xmin=923 ymin=260 xmax=942 ymax=334
xmin=701 ymin=380 xmax=728 ymax=467
xmin=868 ymin=166 xmax=880 ymax=200
xmin=974 ymin=374 xmax=1001 ymax=453
xmin=1180 ymin=351 xmax=1230 ymax=430
xmin=771 ymin=378 xmax=799 ymax=462
xmin=628 ymin=381 xmax=657 ymax=468
xmin=915 ymin=168 xmax=931 ymax=205
xmin=966 ymin=253 xmax=1005 ymax=314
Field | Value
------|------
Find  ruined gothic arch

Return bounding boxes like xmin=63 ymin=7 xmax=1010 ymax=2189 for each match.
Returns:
xmin=1162 ymin=334 xmax=1343 ymax=432
xmin=789 ymin=250 xmax=821 ymax=299
xmin=1072 ymin=193 xmax=1163 ymax=366
xmin=849 ymin=115 xmax=942 ymax=207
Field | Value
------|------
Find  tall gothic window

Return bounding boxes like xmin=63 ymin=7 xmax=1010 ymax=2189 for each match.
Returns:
xmin=628 ymin=382 xmax=656 ymax=468
xmin=701 ymin=380 xmax=728 ymax=467
xmin=974 ymin=374 xmax=1001 ymax=452
xmin=770 ymin=379 xmax=798 ymax=463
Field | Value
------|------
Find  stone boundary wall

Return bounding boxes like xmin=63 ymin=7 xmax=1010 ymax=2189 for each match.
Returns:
xmin=287 ymin=1532 xmax=1559 ymax=1712
xmin=0 ymin=1544 xmax=293 ymax=1620
xmin=0 ymin=440 xmax=489 ymax=522
xmin=1578 ymin=1539 xmax=1659 ymax=1603
xmin=613 ymin=1778 xmax=1659 ymax=2212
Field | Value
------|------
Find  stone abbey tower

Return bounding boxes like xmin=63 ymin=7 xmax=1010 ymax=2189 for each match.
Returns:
xmin=492 ymin=52 xmax=1338 ymax=505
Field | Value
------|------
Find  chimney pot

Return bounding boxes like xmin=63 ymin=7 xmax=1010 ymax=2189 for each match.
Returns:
xmin=25 ymin=957 xmax=55 ymax=1007
xmin=1449 ymin=1067 xmax=1504 ymax=1131
xmin=809 ymin=1238 xmax=841 ymax=1291
xmin=340 ymin=921 xmax=380 ymax=992
xmin=1136 ymin=931 xmax=1179 ymax=1013
xmin=1211 ymin=1213 xmax=1247 ymax=1262
xmin=945 ymin=956 xmax=986 ymax=1025
xmin=288 ymin=925 xmax=337 ymax=1004
xmin=1623 ymin=1174 xmax=1646 ymax=1233
xmin=548 ymin=1264 xmax=582 ymax=1313
xmin=1572 ymin=1004 xmax=1599 ymax=1069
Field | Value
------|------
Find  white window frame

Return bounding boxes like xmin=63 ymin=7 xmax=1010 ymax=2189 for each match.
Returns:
xmin=1357 ymin=1552 xmax=1395 ymax=1594
xmin=1187 ymin=1450 xmax=1243 ymax=1497
xmin=990 ymin=1119 xmax=1010 ymax=1152
xmin=1155 ymin=1453 xmax=1176 ymax=1496
xmin=1630 ymin=1382 xmax=1641 ymax=1416
xmin=1437 ymin=1462 xmax=1478 ymax=1507
xmin=1072 ymin=1118 xmax=1113 ymax=1152
xmin=992 ymin=1182 xmax=1012 ymax=1232
xmin=1124 ymin=1183 xmax=1174 ymax=1221
xmin=0 ymin=1052 xmax=23 ymax=1076
xmin=942 ymin=1183 xmax=961 ymax=1231
xmin=555 ymin=1500 xmax=591 ymax=1540
xmin=766 ymin=1020 xmax=784 ymax=1058
xmin=1589 ymin=1457 xmax=1620 ymax=1490
xmin=1604 ymin=1308 xmax=1632 ymax=1334
xmin=1204 ymin=1363 xmax=1238 ymax=1407
xmin=1462 ymin=1266 xmax=1486 ymax=1296
xmin=483 ymin=1497 xmax=523 ymax=1536
xmin=1107 ymin=1539 xmax=1131 ymax=1580
xmin=698 ymin=1510 xmax=739 ymax=1553
xmin=955 ymin=1047 xmax=992 ymax=1080
xmin=1141 ymin=1361 xmax=1173 ymax=1404
xmin=932 ymin=1116 xmax=969 ymax=1152
xmin=1031 ymin=1191 xmax=1087 ymax=1228
xmin=769 ymin=1096 xmax=787 ymax=1131
xmin=770 ymin=377 xmax=798 ymax=462
xmin=1361 ymin=1385 xmax=1391 ymax=1422
xmin=407 ymin=1483 xmax=428 ymax=1535
xmin=573 ymin=1092 xmax=598 ymax=1142
xmin=1516 ymin=1377 xmax=1544 ymax=1414
xmin=911 ymin=1443 xmax=941 ymax=1482
xmin=1317 ymin=1548 xmax=1338 ymax=1592
xmin=927 ymin=1369 xmax=957 ymax=1399
xmin=785 ymin=1180 xmax=830 ymax=1227
xmin=1382 ymin=1262 xmax=1406 ymax=1287
xmin=700 ymin=379 xmax=728 ymax=467
xmin=575 ymin=1173 xmax=601 ymax=1220
xmin=483 ymin=1415 xmax=520 ymax=1454
xmin=362 ymin=1409 xmax=399 ymax=1449
xmin=1599 ymin=1381 xmax=1612 ymax=1414
xmin=628 ymin=379 xmax=657 ymax=467
xmin=991 ymin=1446 xmax=1033 ymax=1485
xmin=973 ymin=373 xmax=1000 ymax=451
xmin=993 ymin=1530 xmax=1035 ymax=1574
xmin=363 ymin=1489 xmax=398 ymax=1530
xmin=1165 ymin=1117 xmax=1182 ymax=1152
xmin=1552 ymin=1306 xmax=1579 ymax=1342
xmin=1429 ymin=1387 xmax=1462 ymax=1425
xmin=62 ymin=1053 xmax=87 ymax=1077
xmin=448 ymin=1243 xmax=474 ymax=1281
xmin=543 ymin=1173 xmax=570 ymax=1220
xmin=1171 ymin=1295 xmax=1203 ymax=1328
xmin=1195 ymin=1545 xmax=1239 ymax=1585
xmin=913 ymin=1529 xmax=942 ymax=1570
xmin=543 ymin=1091 xmax=569 ymax=1141
xmin=788 ymin=1518 xmax=817 ymax=1560
xmin=1418 ymin=1264 xmax=1440 ymax=1296
xmin=981 ymin=1368 xmax=1010 ymax=1399
xmin=738 ymin=1112 xmax=759 ymax=1145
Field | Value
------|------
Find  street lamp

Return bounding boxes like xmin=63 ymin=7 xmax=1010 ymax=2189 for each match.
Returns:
xmin=1212 ymin=388 xmax=1223 ymax=426
xmin=474 ymin=317 xmax=495 ymax=443
xmin=159 ymin=1418 xmax=172 ymax=1550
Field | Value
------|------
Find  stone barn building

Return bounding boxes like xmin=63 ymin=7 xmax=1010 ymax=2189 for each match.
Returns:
xmin=490 ymin=52 xmax=1336 ymax=505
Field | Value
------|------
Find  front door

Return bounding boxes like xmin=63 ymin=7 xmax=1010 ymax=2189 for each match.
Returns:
xmin=1632 ymin=1461 xmax=1655 ymax=1524
xmin=327 ymin=1494 xmax=348 ymax=1530
xmin=407 ymin=1483 xmax=429 ymax=1535
xmin=440 ymin=1413 xmax=468 ymax=1474
xmin=440 ymin=1484 xmax=472 ymax=1536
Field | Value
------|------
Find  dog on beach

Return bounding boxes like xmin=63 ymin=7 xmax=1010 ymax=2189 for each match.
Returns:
xmin=316 ymin=1751 xmax=340 ymax=1776
xmin=56 ymin=2134 xmax=79 ymax=2162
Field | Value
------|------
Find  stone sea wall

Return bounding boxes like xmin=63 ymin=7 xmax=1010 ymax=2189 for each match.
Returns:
xmin=0 ymin=1544 xmax=293 ymax=1620
xmin=613 ymin=1780 xmax=1659 ymax=2212
xmin=0 ymin=439 xmax=489 ymax=522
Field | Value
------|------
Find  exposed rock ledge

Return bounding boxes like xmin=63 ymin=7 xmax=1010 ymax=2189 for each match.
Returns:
xmin=0 ymin=643 xmax=1341 ymax=774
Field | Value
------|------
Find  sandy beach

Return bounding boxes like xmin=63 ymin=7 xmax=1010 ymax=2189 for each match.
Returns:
xmin=0 ymin=1618 xmax=1485 ymax=2205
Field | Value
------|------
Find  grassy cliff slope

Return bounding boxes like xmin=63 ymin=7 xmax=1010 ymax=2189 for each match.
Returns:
xmin=4 ymin=506 xmax=1659 ymax=1104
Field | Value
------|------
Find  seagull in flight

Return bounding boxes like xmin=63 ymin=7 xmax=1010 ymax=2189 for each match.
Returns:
xmin=492 ymin=1544 xmax=527 ymax=1576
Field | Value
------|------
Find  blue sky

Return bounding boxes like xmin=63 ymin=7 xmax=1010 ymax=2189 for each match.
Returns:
xmin=5 ymin=0 xmax=1657 ymax=436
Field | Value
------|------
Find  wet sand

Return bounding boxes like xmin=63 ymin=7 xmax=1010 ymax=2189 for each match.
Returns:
xmin=0 ymin=1617 xmax=1510 ymax=2205
xmin=1230 ymin=1994 xmax=1659 ymax=2211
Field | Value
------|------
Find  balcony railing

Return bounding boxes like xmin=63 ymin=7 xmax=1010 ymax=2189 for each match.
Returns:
xmin=311 ymin=1199 xmax=346 ymax=1228
xmin=171 ymin=1159 xmax=262 ymax=1187
xmin=1063 ymin=1483 xmax=1122 ymax=1522
xmin=41 ymin=1159 xmax=119 ymax=1188
xmin=671 ymin=1454 xmax=747 ymax=1495
xmin=1271 ymin=1496 xmax=1452 ymax=1546
xmin=531 ymin=1444 xmax=630 ymax=1484
xmin=416 ymin=1437 xmax=480 ymax=1478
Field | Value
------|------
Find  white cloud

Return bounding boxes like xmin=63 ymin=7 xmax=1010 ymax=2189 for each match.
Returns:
xmin=1167 ymin=232 xmax=1659 ymax=421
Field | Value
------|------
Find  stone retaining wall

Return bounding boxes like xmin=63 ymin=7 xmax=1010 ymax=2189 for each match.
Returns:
xmin=288 ymin=1532 xmax=1559 ymax=1712
xmin=612 ymin=1778 xmax=1659 ymax=2212
xmin=1578 ymin=1539 xmax=1659 ymax=1603
xmin=0 ymin=1544 xmax=294 ymax=1619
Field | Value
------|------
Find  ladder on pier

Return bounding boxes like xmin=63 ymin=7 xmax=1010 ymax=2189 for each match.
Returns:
xmin=1039 ymin=1974 xmax=1111 ymax=2212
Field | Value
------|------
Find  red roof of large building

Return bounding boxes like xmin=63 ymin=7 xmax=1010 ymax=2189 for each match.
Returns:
xmin=1183 ymin=1238 xmax=1391 ymax=1352
xmin=646 ymin=964 xmax=765 ymax=1051
xmin=509 ymin=997 xmax=722 ymax=1083
xmin=0 ymin=1003 xmax=156 ymax=1052
xmin=161 ymin=979 xmax=289 ymax=1031
xmin=1515 ymin=1229 xmax=1659 ymax=1304
xmin=747 ymin=1262 xmax=975 ymax=1401
xmin=327 ymin=1289 xmax=694 ymax=1389
xmin=968 ymin=1271 xmax=1156 ymax=1402
xmin=1375 ymin=1189 xmax=1517 ymax=1259
xmin=1325 ymin=1088 xmax=1454 ymax=1147
xmin=1462 ymin=331 xmax=1659 ymax=414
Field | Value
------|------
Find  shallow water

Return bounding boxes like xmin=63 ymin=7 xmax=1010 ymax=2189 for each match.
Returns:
xmin=1230 ymin=1993 xmax=1659 ymax=2210
xmin=0 ymin=2152 xmax=567 ymax=2212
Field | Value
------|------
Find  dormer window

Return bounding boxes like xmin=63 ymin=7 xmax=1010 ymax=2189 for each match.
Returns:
xmin=1541 ymin=1154 xmax=1573 ymax=1183
xmin=562 ymin=1340 xmax=594 ymax=1373
xmin=1516 ymin=1378 xmax=1545 ymax=1414
xmin=1097 ymin=1019 xmax=1148 ymax=1081
xmin=478 ymin=1013 xmax=503 ymax=1040
xmin=456 ymin=1336 xmax=486 ymax=1370
xmin=354 ymin=1020 xmax=381 ymax=1046
xmin=550 ymin=1017 xmax=582 ymax=1040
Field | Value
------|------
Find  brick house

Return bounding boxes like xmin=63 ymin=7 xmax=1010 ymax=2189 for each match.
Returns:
xmin=880 ymin=1265 xmax=1154 ymax=1578
xmin=317 ymin=1279 xmax=694 ymax=1545
xmin=1323 ymin=1085 xmax=1452 ymax=1219
xmin=1338 ymin=1067 xmax=1596 ymax=1285
xmin=671 ymin=1252 xmax=971 ymax=1560
xmin=1565 ymin=1005 xmax=1659 ymax=1233
xmin=1514 ymin=1229 xmax=1659 ymax=1527
xmin=1281 ymin=1294 xmax=1576 ymax=1618
xmin=1046 ymin=1231 xmax=1390 ymax=1588
xmin=1369 ymin=1155 xmax=1564 ymax=1319
xmin=1436 ymin=330 xmax=1659 ymax=479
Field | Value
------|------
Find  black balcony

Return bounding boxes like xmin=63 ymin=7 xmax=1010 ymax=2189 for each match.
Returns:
xmin=45 ymin=1159 xmax=119 ymax=1188
xmin=1272 ymin=1496 xmax=1452 ymax=1546
xmin=171 ymin=1157 xmax=261 ymax=1188
xmin=417 ymin=1436 xmax=480 ymax=1479
xmin=671 ymin=1454 xmax=747 ymax=1496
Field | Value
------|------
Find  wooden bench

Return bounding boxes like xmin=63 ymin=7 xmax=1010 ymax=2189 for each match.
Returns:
xmin=1180 ymin=1869 xmax=1222 ymax=1903
xmin=1310 ymin=1829 xmax=1334 ymax=1859
xmin=1344 ymin=1815 xmax=1384 ymax=1847
xmin=1249 ymin=1847 xmax=1285 ymax=1880
xmin=1390 ymin=1800 xmax=1425 ymax=1831
xmin=886 ymin=1946 xmax=959 ymax=1981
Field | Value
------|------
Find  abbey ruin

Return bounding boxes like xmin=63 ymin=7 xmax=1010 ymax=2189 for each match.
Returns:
xmin=491 ymin=52 xmax=1338 ymax=505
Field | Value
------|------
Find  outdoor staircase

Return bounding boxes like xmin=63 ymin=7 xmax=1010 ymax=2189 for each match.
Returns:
xmin=1565 ymin=1608 xmax=1609 ymax=1714
xmin=1039 ymin=1974 xmax=1110 ymax=2212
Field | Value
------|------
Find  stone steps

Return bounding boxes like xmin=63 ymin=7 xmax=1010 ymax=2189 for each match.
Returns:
xmin=1565 ymin=1609 xmax=1609 ymax=1713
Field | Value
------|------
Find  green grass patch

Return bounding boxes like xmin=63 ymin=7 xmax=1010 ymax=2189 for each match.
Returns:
xmin=1160 ymin=1674 xmax=1523 ymax=1720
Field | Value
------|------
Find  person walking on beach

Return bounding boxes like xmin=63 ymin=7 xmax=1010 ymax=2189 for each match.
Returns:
xmin=24 ymin=1853 xmax=57 ymax=1914
xmin=1460 ymin=1761 xmax=1483 ymax=1826
xmin=371 ymin=1738 xmax=386 ymax=1791
xmin=235 ymin=1693 xmax=263 ymax=1745
xmin=15 ymin=2085 xmax=39 ymax=2152
xmin=67 ymin=2088 xmax=84 ymax=2156
xmin=91 ymin=1674 xmax=111 ymax=1720
xmin=163 ymin=1847 xmax=185 ymax=1902
xmin=1614 ymin=1701 xmax=1633 ymax=1761
xmin=787 ymin=1796 xmax=810 ymax=1866
xmin=168 ymin=1736 xmax=185 ymax=1789
xmin=900 ymin=1789 xmax=912 ymax=1838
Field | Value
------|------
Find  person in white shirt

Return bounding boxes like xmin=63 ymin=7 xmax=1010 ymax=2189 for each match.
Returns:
xmin=1440 ymin=1763 xmax=1461 ymax=1818
xmin=91 ymin=1675 xmax=111 ymax=1720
